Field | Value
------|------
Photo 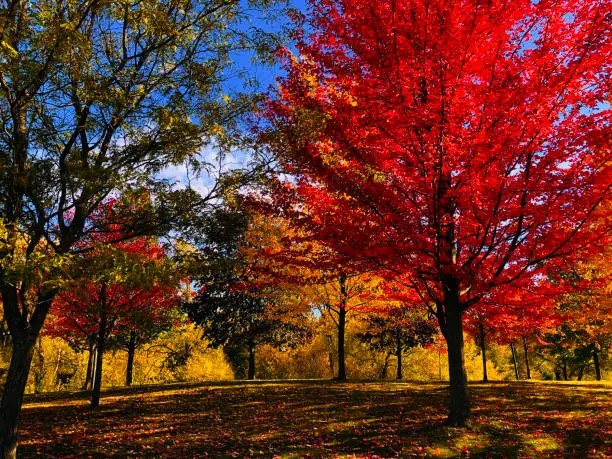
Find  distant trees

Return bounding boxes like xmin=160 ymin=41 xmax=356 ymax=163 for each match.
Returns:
xmin=358 ymin=309 xmax=437 ymax=380
xmin=184 ymin=208 xmax=312 ymax=379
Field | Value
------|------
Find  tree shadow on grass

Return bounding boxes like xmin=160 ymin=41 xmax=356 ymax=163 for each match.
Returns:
xmin=17 ymin=381 xmax=611 ymax=458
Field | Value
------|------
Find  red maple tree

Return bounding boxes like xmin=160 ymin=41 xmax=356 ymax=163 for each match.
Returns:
xmin=263 ymin=0 xmax=611 ymax=425
xmin=47 ymin=205 xmax=180 ymax=406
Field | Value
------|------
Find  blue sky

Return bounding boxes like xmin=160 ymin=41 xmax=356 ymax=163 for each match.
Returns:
xmin=158 ymin=0 xmax=307 ymax=198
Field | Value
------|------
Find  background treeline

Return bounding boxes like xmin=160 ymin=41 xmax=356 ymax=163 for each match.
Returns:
xmin=0 ymin=315 xmax=606 ymax=394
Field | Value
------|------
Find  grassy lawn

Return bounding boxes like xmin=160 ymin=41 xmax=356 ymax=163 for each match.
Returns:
xmin=18 ymin=380 xmax=611 ymax=458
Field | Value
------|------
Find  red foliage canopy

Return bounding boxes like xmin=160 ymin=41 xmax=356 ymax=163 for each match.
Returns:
xmin=265 ymin=0 xmax=611 ymax=317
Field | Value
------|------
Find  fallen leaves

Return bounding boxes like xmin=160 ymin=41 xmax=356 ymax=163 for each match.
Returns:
xmin=17 ymin=380 xmax=612 ymax=458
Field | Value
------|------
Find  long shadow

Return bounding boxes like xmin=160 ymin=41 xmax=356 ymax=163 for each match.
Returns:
xmin=17 ymin=380 xmax=612 ymax=458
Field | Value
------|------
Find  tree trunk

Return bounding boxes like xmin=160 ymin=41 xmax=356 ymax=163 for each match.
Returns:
xmin=593 ymin=349 xmax=601 ymax=381
xmin=562 ymin=361 xmax=568 ymax=381
xmin=439 ymin=280 xmax=470 ymax=427
xmin=83 ymin=341 xmax=96 ymax=391
xmin=577 ymin=366 xmax=584 ymax=381
xmin=53 ymin=348 xmax=63 ymax=389
xmin=0 ymin=286 xmax=55 ymax=458
xmin=247 ymin=342 xmax=255 ymax=380
xmin=395 ymin=331 xmax=403 ymax=380
xmin=0 ymin=337 xmax=36 ymax=459
xmin=336 ymin=305 xmax=347 ymax=381
xmin=380 ymin=352 xmax=391 ymax=379
xmin=479 ymin=322 xmax=488 ymax=382
xmin=336 ymin=274 xmax=348 ymax=381
xmin=510 ymin=342 xmax=520 ymax=380
xmin=91 ymin=310 xmax=107 ymax=408
xmin=125 ymin=332 xmax=137 ymax=387
xmin=522 ymin=336 xmax=531 ymax=379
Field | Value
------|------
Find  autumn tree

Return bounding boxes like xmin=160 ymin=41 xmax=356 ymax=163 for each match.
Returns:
xmin=358 ymin=308 xmax=437 ymax=380
xmin=0 ymin=0 xmax=285 ymax=454
xmin=241 ymin=212 xmax=382 ymax=381
xmin=184 ymin=208 xmax=311 ymax=380
xmin=263 ymin=0 xmax=611 ymax=426
xmin=49 ymin=233 xmax=180 ymax=406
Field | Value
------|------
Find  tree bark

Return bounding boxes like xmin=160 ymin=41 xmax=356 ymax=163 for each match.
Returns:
xmin=562 ymin=361 xmax=568 ymax=381
xmin=336 ymin=305 xmax=347 ymax=381
xmin=395 ymin=331 xmax=403 ymax=380
xmin=247 ymin=342 xmax=255 ymax=380
xmin=380 ymin=352 xmax=391 ymax=379
xmin=479 ymin=322 xmax=488 ymax=382
xmin=84 ymin=341 xmax=96 ymax=391
xmin=593 ymin=349 xmax=601 ymax=381
xmin=439 ymin=279 xmax=470 ymax=427
xmin=0 ymin=337 xmax=35 ymax=459
xmin=510 ymin=342 xmax=520 ymax=380
xmin=91 ymin=308 xmax=107 ymax=408
xmin=336 ymin=274 xmax=347 ymax=381
xmin=0 ymin=286 xmax=55 ymax=458
xmin=125 ymin=332 xmax=137 ymax=387
xmin=522 ymin=336 xmax=531 ymax=379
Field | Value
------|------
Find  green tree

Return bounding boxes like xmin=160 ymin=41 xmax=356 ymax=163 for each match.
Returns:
xmin=0 ymin=1 xmax=281 ymax=455
xmin=358 ymin=308 xmax=437 ymax=380
xmin=184 ymin=208 xmax=312 ymax=380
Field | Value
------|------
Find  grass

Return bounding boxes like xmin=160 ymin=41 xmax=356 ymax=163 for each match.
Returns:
xmin=18 ymin=380 xmax=611 ymax=458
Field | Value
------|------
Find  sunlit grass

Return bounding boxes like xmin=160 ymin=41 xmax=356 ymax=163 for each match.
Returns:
xmin=17 ymin=380 xmax=612 ymax=457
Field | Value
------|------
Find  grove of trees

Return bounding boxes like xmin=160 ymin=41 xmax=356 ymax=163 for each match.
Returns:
xmin=0 ymin=0 xmax=609 ymax=456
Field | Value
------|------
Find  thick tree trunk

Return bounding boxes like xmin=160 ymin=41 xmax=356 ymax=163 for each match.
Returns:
xmin=0 ymin=286 xmax=54 ymax=458
xmin=125 ymin=332 xmax=137 ymax=387
xmin=91 ymin=311 xmax=107 ymax=408
xmin=593 ymin=349 xmax=601 ymax=381
xmin=0 ymin=337 xmax=35 ymax=459
xmin=510 ymin=343 xmax=520 ymax=380
xmin=83 ymin=341 xmax=96 ymax=391
xmin=479 ymin=322 xmax=488 ymax=382
xmin=247 ymin=342 xmax=255 ymax=380
xmin=395 ymin=331 xmax=403 ymax=380
xmin=439 ymin=280 xmax=470 ymax=427
xmin=522 ymin=336 xmax=531 ymax=379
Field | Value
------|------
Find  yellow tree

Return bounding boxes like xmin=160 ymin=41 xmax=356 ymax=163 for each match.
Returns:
xmin=243 ymin=213 xmax=391 ymax=381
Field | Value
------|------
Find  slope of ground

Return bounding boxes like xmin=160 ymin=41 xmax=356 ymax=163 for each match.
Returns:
xmin=18 ymin=380 xmax=611 ymax=457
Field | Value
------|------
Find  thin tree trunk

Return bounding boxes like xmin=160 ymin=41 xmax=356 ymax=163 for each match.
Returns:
xmin=510 ymin=342 xmax=520 ymax=380
xmin=53 ymin=348 xmax=63 ymax=389
xmin=91 ymin=309 xmax=107 ymax=408
xmin=479 ymin=322 xmax=488 ymax=382
xmin=83 ymin=341 xmax=96 ymax=391
xmin=593 ymin=349 xmax=601 ymax=381
xmin=125 ymin=332 xmax=137 ymax=387
xmin=337 ymin=306 xmax=346 ymax=381
xmin=395 ymin=331 xmax=403 ymax=380
xmin=577 ymin=366 xmax=584 ymax=381
xmin=380 ymin=352 xmax=392 ymax=379
xmin=336 ymin=274 xmax=347 ymax=381
xmin=522 ymin=336 xmax=531 ymax=379
xmin=247 ymin=342 xmax=255 ymax=380
xmin=562 ymin=361 xmax=568 ymax=381
xmin=439 ymin=279 xmax=470 ymax=427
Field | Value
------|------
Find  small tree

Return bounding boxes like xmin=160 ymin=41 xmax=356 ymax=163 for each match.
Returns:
xmin=358 ymin=308 xmax=437 ymax=380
